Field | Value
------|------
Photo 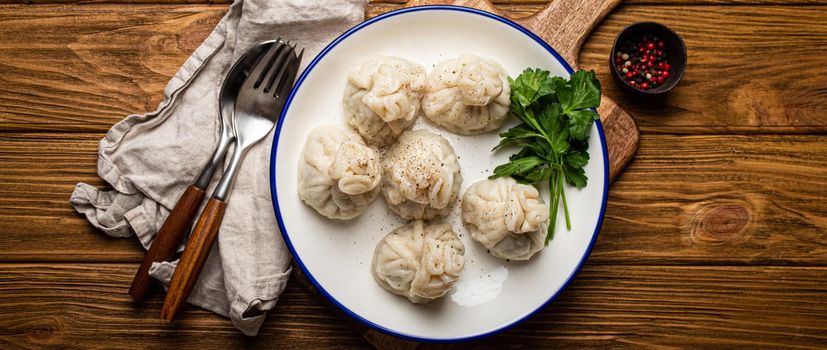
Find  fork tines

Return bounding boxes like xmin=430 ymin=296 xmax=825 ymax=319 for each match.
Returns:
xmin=242 ymin=40 xmax=304 ymax=102
xmin=247 ymin=41 xmax=290 ymax=92
xmin=276 ymin=48 xmax=304 ymax=99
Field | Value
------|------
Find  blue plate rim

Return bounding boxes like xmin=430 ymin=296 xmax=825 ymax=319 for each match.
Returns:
xmin=269 ymin=4 xmax=609 ymax=343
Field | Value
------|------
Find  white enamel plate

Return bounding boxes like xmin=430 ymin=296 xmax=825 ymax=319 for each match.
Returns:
xmin=270 ymin=6 xmax=608 ymax=342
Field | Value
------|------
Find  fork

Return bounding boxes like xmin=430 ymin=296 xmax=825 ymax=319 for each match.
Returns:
xmin=160 ymin=40 xmax=304 ymax=321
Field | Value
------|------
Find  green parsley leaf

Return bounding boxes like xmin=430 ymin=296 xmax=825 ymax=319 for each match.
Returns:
xmin=510 ymin=68 xmax=555 ymax=107
xmin=537 ymin=102 xmax=562 ymax=135
xmin=558 ymin=70 xmax=601 ymax=113
xmin=491 ymin=156 xmax=546 ymax=179
xmin=518 ymin=166 xmax=553 ymax=183
xmin=536 ymin=103 xmax=570 ymax=154
xmin=525 ymin=142 xmax=551 ymax=161
xmin=567 ymin=108 xmax=598 ymax=140
xmin=564 ymin=150 xmax=590 ymax=168
xmin=563 ymin=164 xmax=588 ymax=188
xmin=492 ymin=124 xmax=543 ymax=151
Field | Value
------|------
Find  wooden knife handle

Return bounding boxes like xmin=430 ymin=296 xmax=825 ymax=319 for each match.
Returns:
xmin=128 ymin=185 xmax=205 ymax=302
xmin=160 ymin=197 xmax=227 ymax=322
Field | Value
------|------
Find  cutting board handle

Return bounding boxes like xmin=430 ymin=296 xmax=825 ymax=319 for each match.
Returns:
xmin=518 ymin=0 xmax=622 ymax=67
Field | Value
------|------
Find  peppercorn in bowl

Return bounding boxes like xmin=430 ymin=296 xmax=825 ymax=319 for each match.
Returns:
xmin=610 ymin=21 xmax=686 ymax=95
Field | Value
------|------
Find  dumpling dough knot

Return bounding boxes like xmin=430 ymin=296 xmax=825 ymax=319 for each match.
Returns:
xmin=396 ymin=148 xmax=454 ymax=209
xmin=344 ymin=56 xmax=426 ymax=146
xmin=456 ymin=54 xmax=504 ymax=106
xmin=505 ymin=185 xmax=548 ymax=233
xmin=327 ymin=141 xmax=381 ymax=196
xmin=422 ymin=54 xmax=511 ymax=135
xmin=362 ymin=64 xmax=425 ymax=123
xmin=382 ymin=129 xmax=462 ymax=220
xmin=298 ymin=125 xmax=382 ymax=220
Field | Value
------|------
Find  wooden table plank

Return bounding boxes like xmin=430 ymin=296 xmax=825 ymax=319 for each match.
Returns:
xmin=0 ymin=263 xmax=824 ymax=349
xmin=1 ymin=0 xmax=823 ymax=5
xmin=2 ymin=132 xmax=825 ymax=265
xmin=0 ymin=264 xmax=372 ymax=349
xmin=598 ymin=135 xmax=827 ymax=265
xmin=1 ymin=5 xmax=827 ymax=133
xmin=0 ymin=4 xmax=224 ymax=132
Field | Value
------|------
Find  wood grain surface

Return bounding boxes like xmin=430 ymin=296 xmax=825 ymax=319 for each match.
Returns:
xmin=1 ymin=264 xmax=825 ymax=349
xmin=1 ymin=0 xmax=826 ymax=349
xmin=2 ymin=133 xmax=825 ymax=265
xmin=2 ymin=5 xmax=827 ymax=134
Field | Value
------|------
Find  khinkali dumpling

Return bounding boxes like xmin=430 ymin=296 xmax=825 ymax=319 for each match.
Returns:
xmin=461 ymin=177 xmax=548 ymax=260
xmin=422 ymin=54 xmax=511 ymax=135
xmin=382 ymin=129 xmax=462 ymax=220
xmin=343 ymin=55 xmax=427 ymax=146
xmin=298 ymin=125 xmax=382 ymax=220
xmin=372 ymin=220 xmax=465 ymax=304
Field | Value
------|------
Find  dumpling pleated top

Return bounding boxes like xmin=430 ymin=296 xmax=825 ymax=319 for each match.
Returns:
xmin=381 ymin=129 xmax=462 ymax=220
xmin=462 ymin=177 xmax=548 ymax=260
xmin=343 ymin=55 xmax=427 ymax=146
xmin=298 ymin=125 xmax=382 ymax=220
xmin=422 ymin=54 xmax=511 ymax=135
xmin=372 ymin=220 xmax=465 ymax=304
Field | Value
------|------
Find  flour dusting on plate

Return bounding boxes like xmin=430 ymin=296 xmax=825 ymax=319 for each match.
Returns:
xmin=451 ymin=266 xmax=508 ymax=307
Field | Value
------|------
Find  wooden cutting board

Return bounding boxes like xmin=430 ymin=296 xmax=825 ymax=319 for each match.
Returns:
xmin=294 ymin=0 xmax=639 ymax=348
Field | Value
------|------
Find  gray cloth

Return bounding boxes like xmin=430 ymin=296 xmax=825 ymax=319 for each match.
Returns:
xmin=70 ymin=0 xmax=366 ymax=336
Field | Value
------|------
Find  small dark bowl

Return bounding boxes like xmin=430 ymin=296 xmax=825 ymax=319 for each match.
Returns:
xmin=610 ymin=22 xmax=686 ymax=95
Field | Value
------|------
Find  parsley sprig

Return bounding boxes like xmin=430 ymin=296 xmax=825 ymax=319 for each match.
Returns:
xmin=490 ymin=69 xmax=601 ymax=243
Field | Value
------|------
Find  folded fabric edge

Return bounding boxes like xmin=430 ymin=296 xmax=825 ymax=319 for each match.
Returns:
xmin=230 ymin=268 xmax=293 ymax=336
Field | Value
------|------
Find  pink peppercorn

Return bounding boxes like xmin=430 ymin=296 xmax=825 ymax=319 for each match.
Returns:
xmin=614 ymin=33 xmax=674 ymax=91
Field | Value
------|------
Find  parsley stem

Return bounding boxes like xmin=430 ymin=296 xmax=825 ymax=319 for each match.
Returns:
xmin=546 ymin=174 xmax=558 ymax=244
xmin=556 ymin=153 xmax=571 ymax=231
xmin=560 ymin=171 xmax=571 ymax=230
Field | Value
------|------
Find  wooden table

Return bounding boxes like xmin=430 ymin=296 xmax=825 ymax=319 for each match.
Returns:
xmin=1 ymin=0 xmax=826 ymax=348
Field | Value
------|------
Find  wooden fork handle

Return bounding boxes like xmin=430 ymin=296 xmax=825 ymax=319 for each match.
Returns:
xmin=160 ymin=197 xmax=227 ymax=321
xmin=129 ymin=185 xmax=205 ymax=302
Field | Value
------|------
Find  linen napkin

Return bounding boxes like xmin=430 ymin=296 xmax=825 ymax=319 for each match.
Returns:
xmin=70 ymin=0 xmax=366 ymax=336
